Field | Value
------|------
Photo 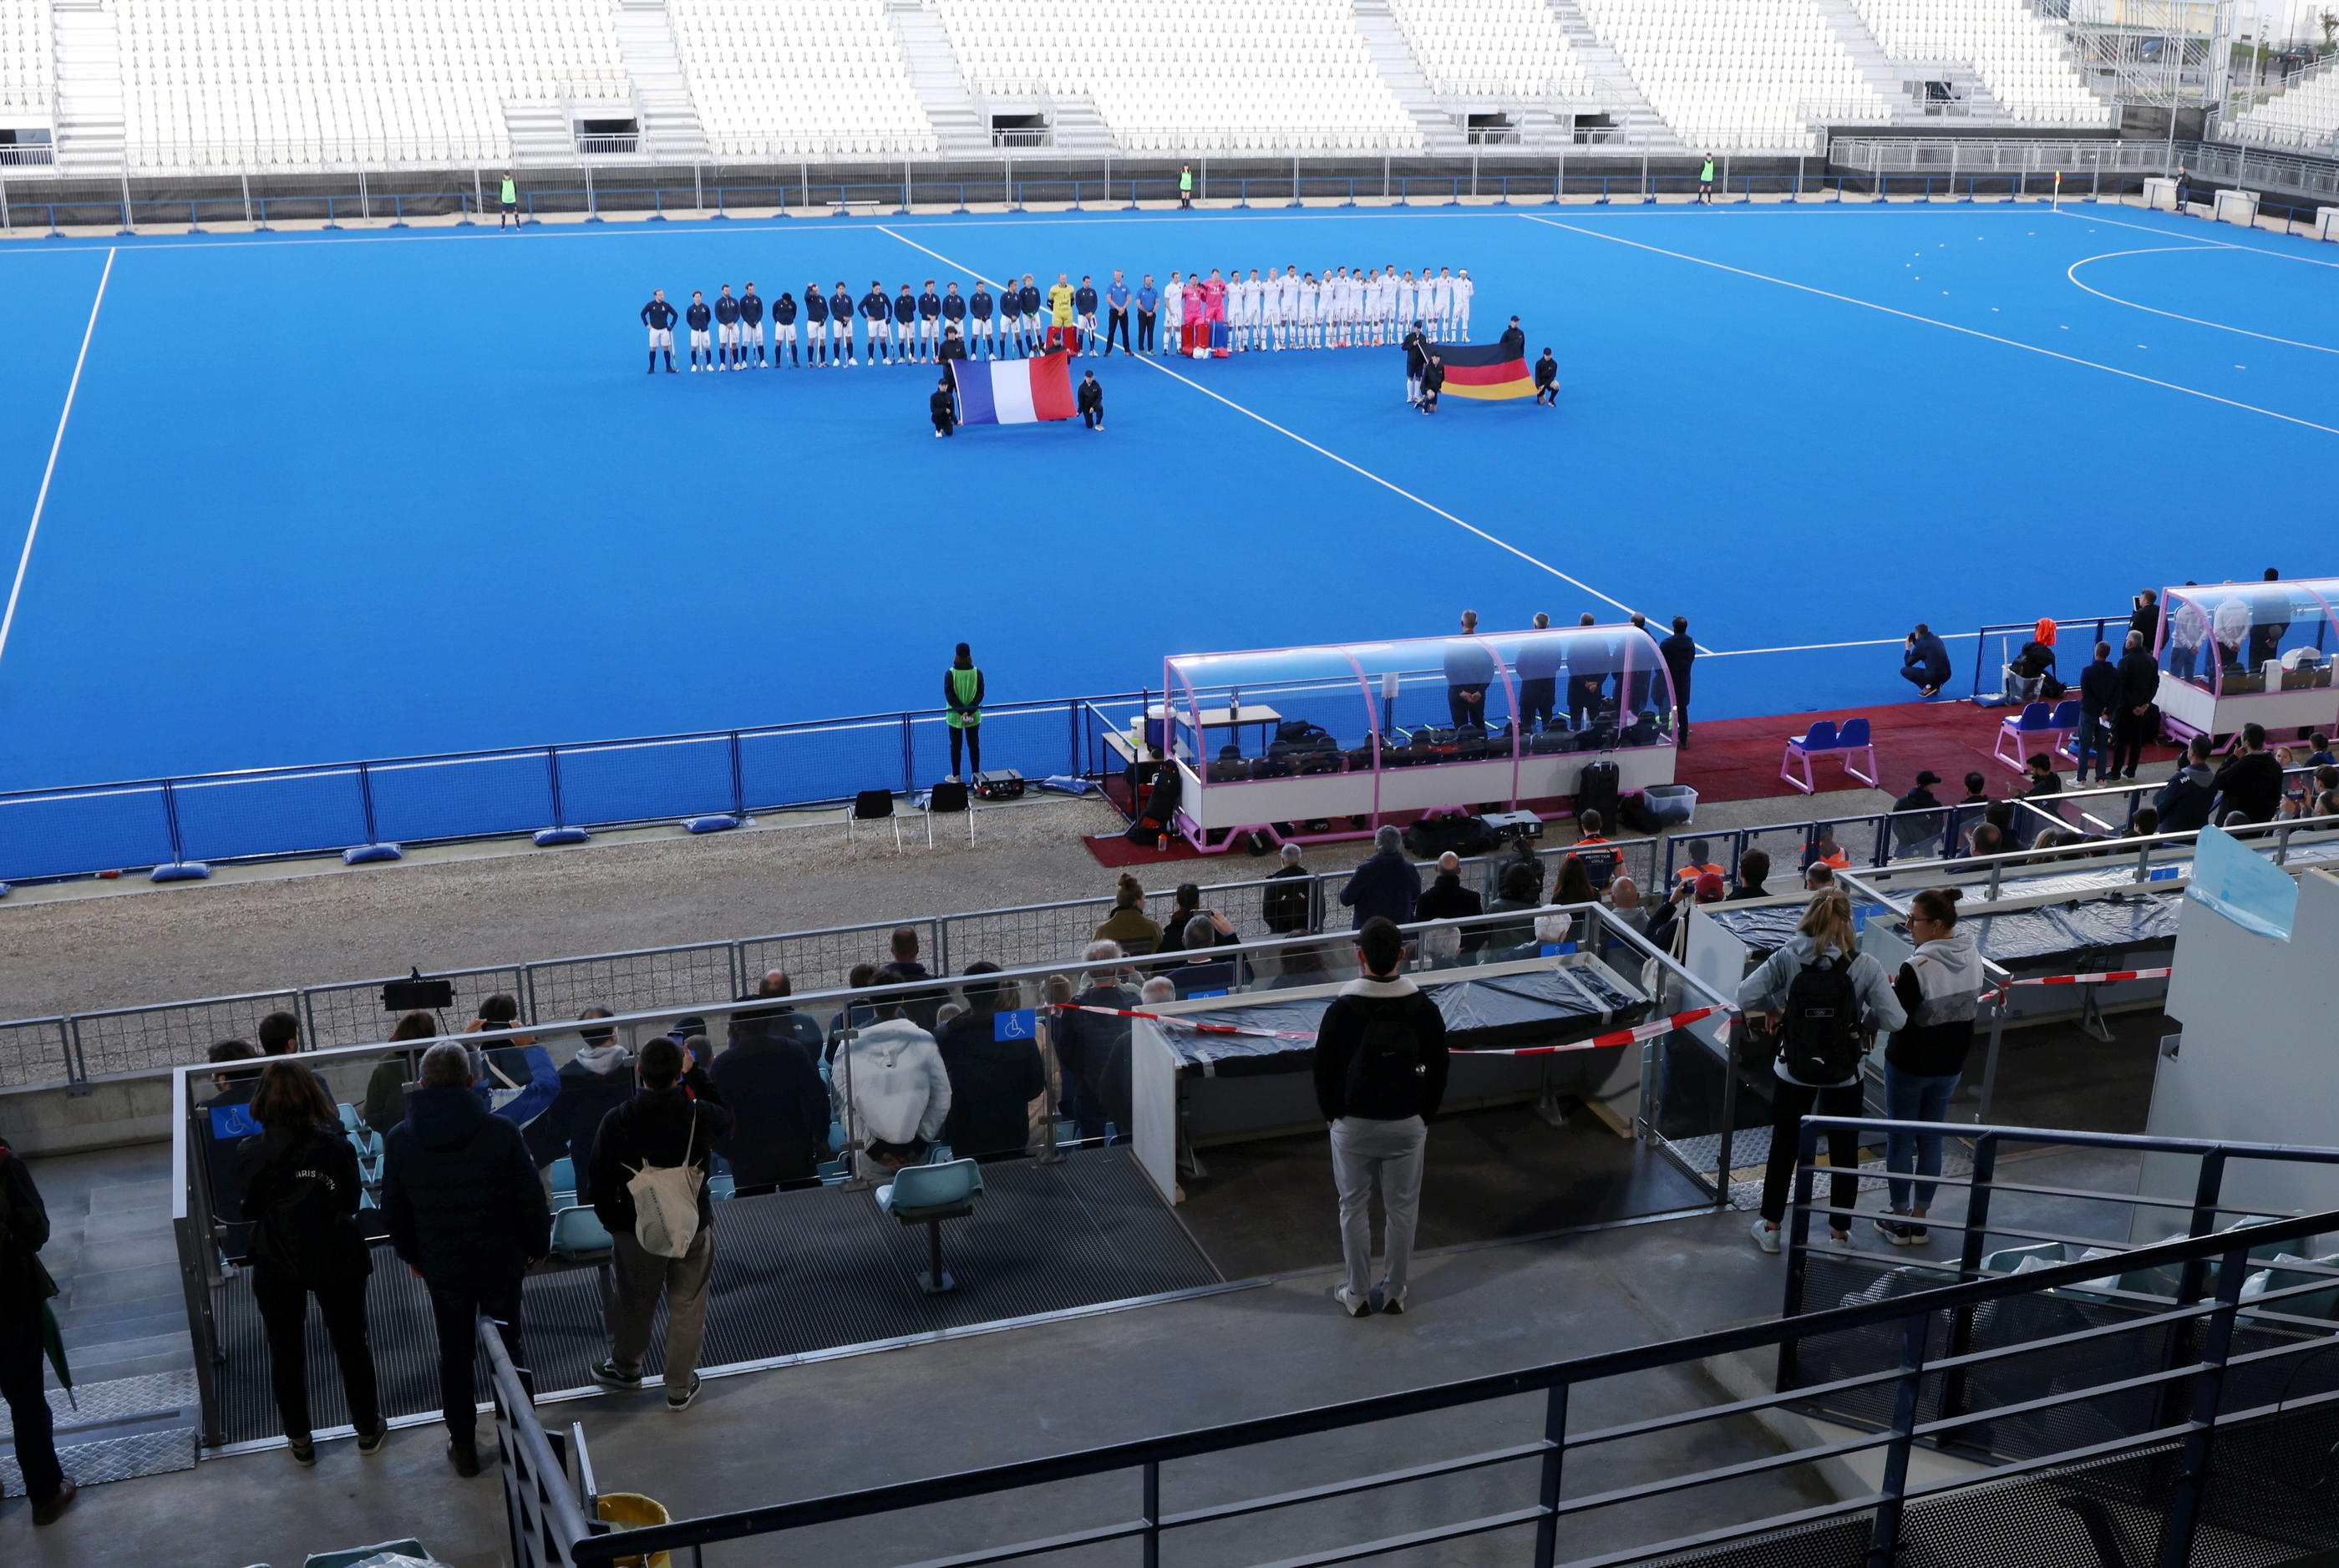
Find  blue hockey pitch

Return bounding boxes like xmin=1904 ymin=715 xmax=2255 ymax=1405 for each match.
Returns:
xmin=2 ymin=199 xmax=2334 ymax=792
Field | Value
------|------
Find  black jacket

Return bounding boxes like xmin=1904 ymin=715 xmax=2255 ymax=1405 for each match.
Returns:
xmin=1056 ymin=983 xmax=1135 ymax=1133
xmin=1077 ymin=378 xmax=1104 ymax=414
xmin=1532 ymin=352 xmax=1557 ymax=388
xmin=237 ymin=1122 xmax=373 ymax=1286
xmin=934 ymin=1011 xmax=1045 ymax=1159
xmin=1905 ymin=632 xmax=1951 ymax=684
xmin=1893 ymin=786 xmax=1942 ymax=814
xmin=931 ymin=388 xmax=956 ymax=424
xmin=530 ymin=1048 xmax=635 ymax=1200
xmin=708 ymin=1038 xmax=829 ymax=1188
xmin=2211 ymin=750 xmax=2285 ymax=824
xmin=0 ymin=1142 xmax=55 ymax=1317
xmin=382 ymin=1086 xmax=551 ymax=1284
xmin=2156 ymin=764 xmax=2217 ymax=832
xmin=1261 ymin=865 xmax=1314 ymax=934
xmin=1414 ymin=870 xmax=1483 ymax=926
xmin=1420 ymin=363 xmax=1446 ymax=393
xmin=1403 ymin=332 xmax=1427 ymax=375
xmin=1312 ymin=977 xmax=1450 ymax=1122
xmin=2116 ymin=649 xmax=2161 ymax=713
xmin=1339 ymin=850 xmax=1421 ymax=929
xmin=2078 ymin=658 xmax=2121 ymax=718
xmin=588 ymin=1072 xmax=733 ymax=1235
xmin=1498 ymin=326 xmax=1525 ymax=359
xmin=1657 ymin=632 xmax=1696 ymax=701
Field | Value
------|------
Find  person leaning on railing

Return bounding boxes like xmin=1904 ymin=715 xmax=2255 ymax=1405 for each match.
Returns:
xmin=1875 ymin=888 xmax=1981 ymax=1247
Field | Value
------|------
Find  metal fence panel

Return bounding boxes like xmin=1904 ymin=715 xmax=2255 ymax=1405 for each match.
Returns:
xmin=369 ymin=751 xmax=556 ymax=843
xmin=0 ymin=784 xmax=178 ymax=880
xmin=171 ymin=766 xmax=371 ymax=862
xmin=73 ymin=992 xmax=301 ymax=1081
xmin=737 ymin=918 xmax=941 ymax=997
xmin=301 ymin=966 xmax=529 ymax=1050
xmin=523 ymin=942 xmax=740 ymax=1023
xmin=907 ymin=705 xmax=1074 ymax=789
xmin=0 ymin=1019 xmax=74 ymax=1091
xmin=555 ymin=735 xmax=736 ymax=826
xmin=737 ymin=719 xmax=902 ymax=810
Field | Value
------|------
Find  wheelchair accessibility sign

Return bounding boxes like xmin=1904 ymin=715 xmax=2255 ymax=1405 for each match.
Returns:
xmin=994 ymin=1008 xmax=1038 ymax=1041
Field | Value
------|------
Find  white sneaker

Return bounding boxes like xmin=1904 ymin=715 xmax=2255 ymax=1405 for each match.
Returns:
xmin=1750 ymin=1220 xmax=1783 ymax=1255
xmin=1332 ymin=1285 xmax=1371 ymax=1318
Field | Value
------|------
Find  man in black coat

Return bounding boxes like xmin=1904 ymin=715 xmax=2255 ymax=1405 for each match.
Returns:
xmin=1402 ymin=322 xmax=1428 ymax=404
xmin=1077 ymin=370 xmax=1104 ymax=431
xmin=1261 ymin=843 xmax=1315 ymax=935
xmin=1900 ymin=623 xmax=1952 ymax=698
xmin=1418 ymin=355 xmax=1445 ymax=414
xmin=2112 ymin=630 xmax=2164 ymax=781
xmin=1496 ymin=315 xmax=1526 ymax=360
xmin=0 ymin=1139 xmax=72 ymax=1525
xmin=2155 ymin=736 xmax=2218 ymax=833
xmin=2211 ymin=723 xmax=2286 ymax=824
xmin=1338 ymin=825 xmax=1421 ymax=929
xmin=2076 ymin=640 xmax=2122 ymax=784
xmin=933 ymin=964 xmax=1046 ymax=1160
xmin=708 ymin=1012 xmax=829 ymax=1195
xmin=1658 ymin=616 xmax=1697 ymax=744
xmin=382 ymin=1043 xmax=551 ymax=1474
xmin=1059 ymin=950 xmax=1137 ymax=1143
xmin=1532 ymin=348 xmax=1559 ymax=407
xmin=586 ymin=1038 xmax=733 ymax=1410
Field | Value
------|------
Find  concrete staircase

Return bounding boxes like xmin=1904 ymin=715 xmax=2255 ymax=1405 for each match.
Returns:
xmin=1043 ymin=92 xmax=1114 ymax=153
xmin=1808 ymin=0 xmax=2004 ymax=124
xmin=48 ymin=0 xmax=125 ymax=175
xmin=1352 ymin=0 xmax=1469 ymax=152
xmin=502 ymin=99 xmax=578 ymax=163
xmin=1539 ymin=0 xmax=1680 ymax=148
xmin=610 ymin=0 xmax=709 ymax=162
xmin=886 ymin=0 xmax=988 ymax=155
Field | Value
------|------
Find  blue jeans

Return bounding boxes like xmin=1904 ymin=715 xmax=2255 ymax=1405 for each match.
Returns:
xmin=1884 ymin=1065 xmax=1961 ymax=1211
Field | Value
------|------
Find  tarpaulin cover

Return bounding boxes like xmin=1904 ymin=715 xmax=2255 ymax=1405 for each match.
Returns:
xmin=1165 ymin=962 xmax=1648 ymax=1075
xmin=1964 ymin=891 xmax=2182 ymax=966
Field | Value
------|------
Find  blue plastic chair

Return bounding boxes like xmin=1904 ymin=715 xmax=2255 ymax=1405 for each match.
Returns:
xmin=1779 ymin=720 xmax=1838 ymax=794
xmin=549 ymin=1205 xmax=613 ymax=1261
xmin=548 ymin=1155 xmax=576 ymax=1200
xmin=1994 ymin=700 xmax=2055 ymax=769
xmin=876 ymin=1158 xmax=983 ymax=1293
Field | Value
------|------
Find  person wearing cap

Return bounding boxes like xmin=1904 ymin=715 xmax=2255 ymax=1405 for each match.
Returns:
xmin=1894 ymin=772 xmax=1944 ymax=814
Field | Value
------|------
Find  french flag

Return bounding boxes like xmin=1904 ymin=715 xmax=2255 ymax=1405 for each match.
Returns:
xmin=952 ymin=351 xmax=1078 ymax=426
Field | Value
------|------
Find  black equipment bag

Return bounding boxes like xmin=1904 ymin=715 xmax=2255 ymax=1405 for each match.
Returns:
xmin=972 ymin=769 xmax=1024 ymax=800
xmin=1403 ymin=814 xmax=1494 ymax=859
xmin=1574 ymin=759 xmax=1621 ymax=824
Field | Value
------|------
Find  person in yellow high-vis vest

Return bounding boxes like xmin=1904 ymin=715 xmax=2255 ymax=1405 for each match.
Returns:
xmin=500 ymin=173 xmax=519 ymax=230
xmin=945 ymin=643 xmax=985 ymax=779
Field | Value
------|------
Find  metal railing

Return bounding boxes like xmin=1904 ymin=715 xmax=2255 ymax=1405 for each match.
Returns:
xmin=486 ymin=1132 xmax=2339 ymax=1567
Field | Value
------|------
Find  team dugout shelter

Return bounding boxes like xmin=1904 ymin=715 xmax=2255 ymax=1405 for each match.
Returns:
xmin=1133 ymin=626 xmax=1679 ymax=853
xmin=2151 ymin=576 xmax=2339 ymax=745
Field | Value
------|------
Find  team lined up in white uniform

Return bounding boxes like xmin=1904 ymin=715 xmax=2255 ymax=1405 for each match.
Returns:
xmin=1162 ymin=264 xmax=1476 ymax=353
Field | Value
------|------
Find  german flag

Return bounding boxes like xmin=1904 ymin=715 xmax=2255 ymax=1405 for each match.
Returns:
xmin=1432 ymin=340 xmax=1535 ymax=401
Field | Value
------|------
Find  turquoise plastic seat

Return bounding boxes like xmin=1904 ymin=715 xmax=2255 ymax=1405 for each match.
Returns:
xmin=549 ymin=1205 xmax=612 ymax=1261
xmin=549 ymin=1155 xmax=576 ymax=1198
xmin=876 ymin=1159 xmax=983 ymax=1294
xmin=306 ymin=1544 xmax=428 ymax=1568
xmin=337 ymin=1103 xmax=361 ymax=1134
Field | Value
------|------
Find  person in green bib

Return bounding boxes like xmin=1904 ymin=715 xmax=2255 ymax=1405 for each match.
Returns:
xmin=1697 ymin=155 xmax=1715 ymax=206
xmin=944 ymin=642 xmax=985 ymax=779
xmin=500 ymin=172 xmax=519 ymax=230
xmin=1178 ymin=164 xmax=1193 ymax=211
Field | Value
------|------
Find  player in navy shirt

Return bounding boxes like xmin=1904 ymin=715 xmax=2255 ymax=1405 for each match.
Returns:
xmin=684 ymin=291 xmax=713 ymax=373
xmin=916 ymin=281 xmax=942 ymax=365
xmin=640 ymin=288 xmax=679 ymax=373
xmin=1134 ymin=274 xmax=1158 ymax=355
xmin=739 ymin=283 xmax=767 ymax=368
xmin=713 ymin=284 xmax=742 ymax=371
xmin=830 ymin=282 xmax=855 ymax=365
xmin=967 ymin=282 xmax=993 ymax=360
xmin=770 ymin=288 xmax=797 ymax=367
xmin=1017 ymin=276 xmax=1043 ymax=356
xmin=892 ymin=285 xmax=917 ymax=366
xmin=997 ymin=282 xmax=1023 ymax=361
xmin=803 ymin=282 xmax=829 ymax=366
xmin=859 ymin=281 xmax=890 ymax=368
xmin=1073 ymin=276 xmax=1099 ymax=355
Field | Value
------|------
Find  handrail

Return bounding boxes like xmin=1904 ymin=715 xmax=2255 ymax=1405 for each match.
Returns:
xmin=548 ymin=1195 xmax=2339 ymax=1561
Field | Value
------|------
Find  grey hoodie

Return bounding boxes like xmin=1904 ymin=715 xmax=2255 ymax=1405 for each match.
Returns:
xmin=832 ymin=1017 xmax=952 ymax=1151
xmin=1738 ymin=935 xmax=1907 ymax=1088
xmin=1885 ymin=927 xmax=1984 ymax=1078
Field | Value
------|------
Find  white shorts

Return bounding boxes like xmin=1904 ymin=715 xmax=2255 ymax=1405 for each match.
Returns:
xmin=1163 ymin=314 xmax=1183 ymax=336
xmin=919 ymin=319 xmax=938 ymax=338
xmin=718 ymin=322 xmax=739 ymax=345
xmin=744 ymin=322 xmax=765 ymax=345
xmin=647 ymin=327 xmax=673 ymax=348
xmin=972 ymin=317 xmax=993 ymax=337
xmin=1078 ymin=312 xmax=1097 ymax=332
xmin=768 ymin=322 xmax=788 ymax=343
xmin=870 ymin=319 xmax=890 ymax=340
xmin=689 ymin=328 xmax=710 ymax=348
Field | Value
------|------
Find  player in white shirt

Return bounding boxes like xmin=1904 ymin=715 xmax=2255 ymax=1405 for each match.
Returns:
xmin=1357 ymin=269 xmax=1378 ymax=345
xmin=1239 ymin=268 xmax=1266 ymax=351
xmin=1452 ymin=268 xmax=1475 ymax=340
xmin=1160 ymin=271 xmax=1185 ymax=358
xmin=1328 ymin=267 xmax=1350 ymax=347
xmin=1426 ymin=267 xmax=1454 ymax=337
xmin=1369 ymin=269 xmax=1393 ymax=344
xmin=1295 ymin=272 xmax=1320 ymax=348
xmin=1395 ymin=269 xmax=1418 ymax=334
xmin=1271 ymin=266 xmax=1296 ymax=350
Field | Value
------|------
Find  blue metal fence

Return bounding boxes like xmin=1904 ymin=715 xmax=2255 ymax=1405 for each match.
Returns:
xmin=0 ymin=693 xmax=1146 ymax=886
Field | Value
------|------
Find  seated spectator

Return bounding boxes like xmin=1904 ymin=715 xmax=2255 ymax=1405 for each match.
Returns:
xmin=1728 ymin=849 xmax=1772 ymax=901
xmin=1571 ymin=811 xmax=1620 ymax=890
xmin=198 ymin=1040 xmax=265 ymax=1252
xmin=2310 ymin=733 xmax=2336 ymax=768
xmin=2318 ymin=788 xmax=2339 ymax=820
xmin=1548 ymin=857 xmax=1600 ymax=946
xmin=1480 ymin=860 xmax=1543 ymax=951
xmin=1604 ymin=875 xmax=1649 ymax=936
xmin=2128 ymin=807 xmax=2162 ymax=837
xmin=1170 ymin=917 xmax=1240 ymax=997
xmin=729 ymin=972 xmax=824 ymax=1063
xmin=1092 ymin=874 xmax=1162 ymax=956
xmin=1058 ymin=943 xmax=1135 ymax=1141
xmin=1966 ymin=823 xmax=2006 ymax=860
xmin=1502 ymin=838 xmax=1546 ymax=904
xmin=2212 ymin=723 xmax=2286 ymax=824
xmin=831 ymin=1002 xmax=951 ymax=1178
xmin=1802 ymin=830 xmax=1850 ymax=875
xmin=1339 ymin=827 xmax=1421 ymax=928
xmin=1966 ymin=799 xmax=2020 ymax=854
xmin=1419 ymin=925 xmax=1466 ymax=969
xmin=1804 ymin=861 xmax=1837 ymax=892
xmin=1261 ymin=843 xmax=1315 ymax=934
xmin=2156 ymin=736 xmax=2217 ymax=832
xmin=363 ymin=1011 xmax=443 ymax=1137
xmin=1644 ymin=878 xmax=1696 ymax=953
xmin=260 ymin=1010 xmax=303 ymax=1058
xmin=1272 ymin=941 xmax=1337 ymax=990
xmin=531 ymin=1008 xmax=632 ymax=1201
xmin=709 ymin=999 xmax=831 ymax=1195
xmin=826 ymin=962 xmax=883 ymax=1060
xmin=1675 ymin=838 xmax=1723 ymax=887
xmin=1959 ymin=773 xmax=1989 ymax=805
xmin=1154 ymin=883 xmax=1207 ymax=955
xmin=879 ymin=928 xmax=946 ymax=1030
xmin=1900 ymin=623 xmax=1951 ymax=698
xmin=1139 ymin=976 xmax=1177 ymax=1005
xmin=1415 ymin=851 xmax=1483 ymax=933
xmin=935 ymin=963 xmax=1047 ymax=1161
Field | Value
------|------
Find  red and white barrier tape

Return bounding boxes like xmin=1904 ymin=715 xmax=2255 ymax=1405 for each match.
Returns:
xmin=1990 ymin=966 xmax=2172 ymax=999
xmin=1048 ymin=1002 xmax=1727 ymax=1054
xmin=1048 ymin=1002 xmax=1316 ymax=1041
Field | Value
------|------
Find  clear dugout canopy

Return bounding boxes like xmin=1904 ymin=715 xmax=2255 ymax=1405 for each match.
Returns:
xmin=1159 ymin=625 xmax=1678 ymax=763
xmin=2158 ymin=578 xmax=2338 ymax=694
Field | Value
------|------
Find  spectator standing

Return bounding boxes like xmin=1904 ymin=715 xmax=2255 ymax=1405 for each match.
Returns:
xmin=1900 ymin=623 xmax=1951 ymax=698
xmin=1261 ymin=843 xmax=1316 ymax=935
xmin=583 ymin=1040 xmax=728 ymax=1413
xmin=1742 ymin=892 xmax=1906 ymax=1253
xmin=2212 ymin=723 xmax=2286 ymax=824
xmin=199 ymin=1040 xmax=266 ymax=1257
xmin=1443 ymin=610 xmax=1494 ymax=728
xmin=2129 ymin=589 xmax=2160 ymax=651
xmin=1313 ymin=917 xmax=1449 ymax=1316
xmin=944 ymin=642 xmax=984 ymax=780
xmin=533 ymin=1010 xmax=632 ymax=1201
xmin=1057 ymin=942 xmax=1135 ymax=1143
xmin=708 ymin=1007 xmax=830 ymax=1196
xmin=931 ymin=377 xmax=957 ymax=439
xmin=2112 ymin=630 xmax=2162 ymax=781
xmin=1892 ymin=771 xmax=1943 ymax=816
xmin=1875 ymin=889 xmax=1982 ymax=1244
xmin=0 ymin=1136 xmax=73 ymax=1525
xmin=1093 ymin=873 xmax=1163 ymax=955
xmin=730 ymin=972 xmax=825 ymax=1063
xmin=1339 ymin=825 xmax=1421 ymax=929
xmin=2076 ymin=641 xmax=2120 ymax=784
xmin=876 ymin=926 xmax=946 ymax=1033
xmin=833 ymin=1007 xmax=951 ymax=1178
xmin=1170 ymin=920 xmax=1241 ymax=997
xmin=1480 ymin=860 xmax=1543 ymax=951
xmin=237 ymin=1062 xmax=385 ymax=1464
xmin=381 ymin=1043 xmax=551 ymax=1476
xmin=1658 ymin=617 xmax=1697 ymax=743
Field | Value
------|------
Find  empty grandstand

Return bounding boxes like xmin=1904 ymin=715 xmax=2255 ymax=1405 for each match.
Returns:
xmin=2226 ymin=53 xmax=2339 ymax=155
xmin=1571 ymin=0 xmax=1894 ymax=150
xmin=1848 ymin=0 xmax=2112 ymax=124
xmin=670 ymin=0 xmax=937 ymax=158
